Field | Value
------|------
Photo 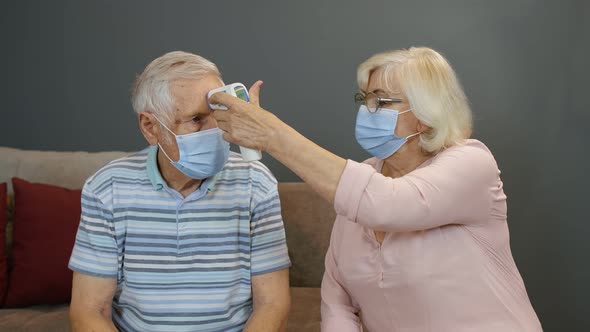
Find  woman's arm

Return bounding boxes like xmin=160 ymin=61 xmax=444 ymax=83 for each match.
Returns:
xmin=334 ymin=141 xmax=498 ymax=232
xmin=210 ymin=82 xmax=346 ymax=205
xmin=210 ymin=86 xmax=498 ymax=232
xmin=268 ymin=123 xmax=347 ymax=204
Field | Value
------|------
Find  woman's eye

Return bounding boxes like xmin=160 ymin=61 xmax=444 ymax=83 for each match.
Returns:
xmin=191 ymin=116 xmax=202 ymax=123
xmin=379 ymin=99 xmax=399 ymax=106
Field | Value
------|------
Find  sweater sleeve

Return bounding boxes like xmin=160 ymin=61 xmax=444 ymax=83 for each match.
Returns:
xmin=334 ymin=141 xmax=499 ymax=232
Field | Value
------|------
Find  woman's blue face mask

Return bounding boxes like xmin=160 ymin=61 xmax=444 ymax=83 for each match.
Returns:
xmin=355 ymin=105 xmax=420 ymax=159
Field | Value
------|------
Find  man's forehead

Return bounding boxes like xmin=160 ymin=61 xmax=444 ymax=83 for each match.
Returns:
xmin=171 ymin=80 xmax=217 ymax=101
xmin=168 ymin=76 xmax=222 ymax=119
xmin=171 ymin=76 xmax=223 ymax=92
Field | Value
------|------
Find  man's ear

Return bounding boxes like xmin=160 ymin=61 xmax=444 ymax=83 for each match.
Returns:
xmin=139 ymin=112 xmax=159 ymax=145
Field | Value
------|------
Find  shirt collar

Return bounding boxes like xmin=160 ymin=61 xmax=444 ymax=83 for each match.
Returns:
xmin=147 ymin=145 xmax=166 ymax=191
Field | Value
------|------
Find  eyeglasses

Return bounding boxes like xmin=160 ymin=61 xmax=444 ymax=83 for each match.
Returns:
xmin=354 ymin=92 xmax=402 ymax=113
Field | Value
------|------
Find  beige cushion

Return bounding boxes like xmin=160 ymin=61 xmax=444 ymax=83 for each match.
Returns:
xmin=288 ymin=287 xmax=321 ymax=331
xmin=0 ymin=146 xmax=130 ymax=194
xmin=0 ymin=304 xmax=70 ymax=332
xmin=279 ymin=183 xmax=336 ymax=287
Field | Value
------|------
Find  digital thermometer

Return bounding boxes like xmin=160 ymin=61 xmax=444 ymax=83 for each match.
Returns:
xmin=207 ymin=83 xmax=262 ymax=161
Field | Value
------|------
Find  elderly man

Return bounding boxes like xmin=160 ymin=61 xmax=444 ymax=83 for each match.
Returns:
xmin=68 ymin=51 xmax=291 ymax=332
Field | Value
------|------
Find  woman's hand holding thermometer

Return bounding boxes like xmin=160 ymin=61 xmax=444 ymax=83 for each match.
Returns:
xmin=207 ymin=83 xmax=263 ymax=161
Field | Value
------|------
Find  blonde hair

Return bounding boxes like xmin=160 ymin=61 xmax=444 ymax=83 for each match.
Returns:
xmin=357 ymin=47 xmax=472 ymax=153
xmin=131 ymin=51 xmax=221 ymax=124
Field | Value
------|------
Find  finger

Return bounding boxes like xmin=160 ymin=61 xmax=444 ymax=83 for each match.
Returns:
xmin=211 ymin=109 xmax=231 ymax=122
xmin=221 ymin=131 xmax=238 ymax=144
xmin=248 ymin=80 xmax=263 ymax=107
xmin=214 ymin=116 xmax=231 ymax=131
xmin=208 ymin=91 xmax=242 ymax=108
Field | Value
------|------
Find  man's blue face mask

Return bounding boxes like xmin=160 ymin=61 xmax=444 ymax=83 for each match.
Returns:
xmin=154 ymin=115 xmax=229 ymax=179
xmin=355 ymin=105 xmax=420 ymax=159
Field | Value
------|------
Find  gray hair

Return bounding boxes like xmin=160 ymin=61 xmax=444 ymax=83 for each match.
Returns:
xmin=131 ymin=51 xmax=221 ymax=124
xmin=357 ymin=47 xmax=472 ymax=153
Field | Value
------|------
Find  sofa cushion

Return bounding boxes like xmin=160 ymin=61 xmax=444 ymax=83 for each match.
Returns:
xmin=288 ymin=287 xmax=321 ymax=331
xmin=0 ymin=304 xmax=70 ymax=332
xmin=0 ymin=146 xmax=129 ymax=196
xmin=0 ymin=183 xmax=6 ymax=304
xmin=3 ymin=178 xmax=81 ymax=308
xmin=279 ymin=183 xmax=336 ymax=287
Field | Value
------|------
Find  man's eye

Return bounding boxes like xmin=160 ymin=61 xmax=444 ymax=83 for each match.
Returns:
xmin=191 ymin=116 xmax=202 ymax=123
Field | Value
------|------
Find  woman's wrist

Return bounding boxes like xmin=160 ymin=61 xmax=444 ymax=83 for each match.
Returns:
xmin=265 ymin=116 xmax=293 ymax=157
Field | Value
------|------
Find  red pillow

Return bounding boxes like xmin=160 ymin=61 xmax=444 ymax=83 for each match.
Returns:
xmin=4 ymin=177 xmax=82 ymax=307
xmin=0 ymin=183 xmax=7 ymax=305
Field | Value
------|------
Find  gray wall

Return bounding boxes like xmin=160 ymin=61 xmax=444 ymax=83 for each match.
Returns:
xmin=1 ymin=0 xmax=589 ymax=330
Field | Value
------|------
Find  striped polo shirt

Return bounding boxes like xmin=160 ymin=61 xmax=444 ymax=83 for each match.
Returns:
xmin=68 ymin=146 xmax=290 ymax=332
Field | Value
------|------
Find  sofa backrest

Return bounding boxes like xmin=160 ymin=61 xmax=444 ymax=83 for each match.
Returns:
xmin=0 ymin=147 xmax=130 ymax=195
xmin=279 ymin=183 xmax=335 ymax=287
xmin=0 ymin=146 xmax=335 ymax=287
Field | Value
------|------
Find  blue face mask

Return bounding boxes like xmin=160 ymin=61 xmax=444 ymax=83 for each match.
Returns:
xmin=355 ymin=105 xmax=420 ymax=159
xmin=154 ymin=116 xmax=230 ymax=179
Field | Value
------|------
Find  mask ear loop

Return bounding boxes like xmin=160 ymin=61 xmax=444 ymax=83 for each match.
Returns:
xmin=152 ymin=114 xmax=178 ymax=163
xmin=157 ymin=143 xmax=176 ymax=163
xmin=405 ymin=131 xmax=421 ymax=140
xmin=152 ymin=114 xmax=177 ymax=137
xmin=397 ymin=109 xmax=422 ymax=140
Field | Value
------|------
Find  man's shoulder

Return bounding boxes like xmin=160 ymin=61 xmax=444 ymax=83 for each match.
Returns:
xmin=216 ymin=152 xmax=278 ymax=192
xmin=221 ymin=152 xmax=276 ymax=180
xmin=84 ymin=147 xmax=151 ymax=193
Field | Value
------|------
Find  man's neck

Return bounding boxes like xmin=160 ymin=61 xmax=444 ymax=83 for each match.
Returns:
xmin=157 ymin=151 xmax=203 ymax=198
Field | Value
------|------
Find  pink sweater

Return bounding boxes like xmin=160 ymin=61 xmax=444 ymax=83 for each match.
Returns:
xmin=321 ymin=140 xmax=542 ymax=332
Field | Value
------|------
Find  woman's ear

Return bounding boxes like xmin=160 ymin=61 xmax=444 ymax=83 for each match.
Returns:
xmin=139 ymin=112 xmax=159 ymax=145
xmin=417 ymin=120 xmax=430 ymax=133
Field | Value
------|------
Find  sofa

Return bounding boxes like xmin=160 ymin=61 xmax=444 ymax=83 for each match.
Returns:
xmin=0 ymin=146 xmax=337 ymax=332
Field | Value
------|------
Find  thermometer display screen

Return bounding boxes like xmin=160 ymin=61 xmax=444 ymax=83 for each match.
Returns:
xmin=233 ymin=86 xmax=249 ymax=102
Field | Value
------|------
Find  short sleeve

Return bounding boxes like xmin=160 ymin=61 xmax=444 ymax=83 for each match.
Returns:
xmin=249 ymin=174 xmax=291 ymax=276
xmin=68 ymin=183 xmax=119 ymax=279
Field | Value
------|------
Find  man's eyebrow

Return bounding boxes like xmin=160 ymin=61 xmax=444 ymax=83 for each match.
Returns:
xmin=187 ymin=107 xmax=211 ymax=117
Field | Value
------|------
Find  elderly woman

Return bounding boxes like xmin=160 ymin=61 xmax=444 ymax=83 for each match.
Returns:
xmin=209 ymin=47 xmax=542 ymax=331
